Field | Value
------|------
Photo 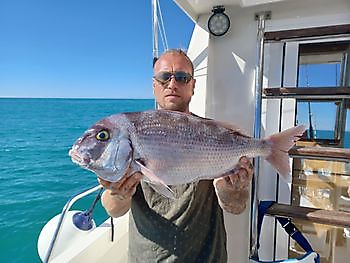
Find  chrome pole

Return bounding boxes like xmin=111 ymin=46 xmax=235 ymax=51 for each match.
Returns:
xmin=44 ymin=184 xmax=103 ymax=263
xmin=152 ymin=0 xmax=159 ymax=63
xmin=250 ymin=11 xmax=270 ymax=259
xmin=152 ymin=0 xmax=159 ymax=110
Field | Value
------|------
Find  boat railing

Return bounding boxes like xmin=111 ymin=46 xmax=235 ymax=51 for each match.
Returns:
xmin=43 ymin=184 xmax=103 ymax=263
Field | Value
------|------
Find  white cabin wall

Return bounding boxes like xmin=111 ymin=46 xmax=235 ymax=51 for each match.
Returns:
xmin=205 ymin=9 xmax=257 ymax=128
xmin=188 ymin=16 xmax=210 ymax=117
xmin=188 ymin=10 xmax=257 ymax=261
xmin=206 ymin=7 xmax=259 ymax=263
xmin=264 ymin=0 xmax=350 ymax=31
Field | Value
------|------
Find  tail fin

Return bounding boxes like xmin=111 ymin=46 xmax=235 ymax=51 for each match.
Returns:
xmin=264 ymin=125 xmax=306 ymax=181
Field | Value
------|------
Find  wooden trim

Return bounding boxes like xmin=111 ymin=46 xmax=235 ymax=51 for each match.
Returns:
xmin=299 ymin=41 xmax=350 ymax=54
xmin=265 ymin=24 xmax=350 ymax=41
xmin=263 ymin=87 xmax=350 ymax=99
xmin=266 ymin=203 xmax=350 ymax=228
xmin=289 ymin=146 xmax=350 ymax=162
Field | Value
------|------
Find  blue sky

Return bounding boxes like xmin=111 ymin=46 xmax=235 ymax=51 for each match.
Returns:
xmin=0 ymin=0 xmax=194 ymax=99
xmin=0 ymin=1 xmax=347 ymax=132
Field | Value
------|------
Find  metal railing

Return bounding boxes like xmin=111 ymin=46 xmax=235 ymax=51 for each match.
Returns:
xmin=250 ymin=11 xmax=270 ymax=259
xmin=43 ymin=184 xmax=103 ymax=263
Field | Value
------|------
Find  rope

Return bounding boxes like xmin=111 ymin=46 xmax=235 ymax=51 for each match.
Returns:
xmin=156 ymin=0 xmax=169 ymax=51
xmin=111 ymin=217 xmax=115 ymax=242
xmin=86 ymin=188 xmax=103 ymax=214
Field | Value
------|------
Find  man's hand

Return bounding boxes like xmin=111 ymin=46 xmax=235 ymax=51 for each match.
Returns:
xmin=213 ymin=157 xmax=253 ymax=214
xmin=98 ymin=172 xmax=143 ymax=200
xmin=98 ymin=172 xmax=143 ymax=218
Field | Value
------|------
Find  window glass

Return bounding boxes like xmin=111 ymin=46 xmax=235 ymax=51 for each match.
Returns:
xmin=296 ymin=42 xmax=349 ymax=147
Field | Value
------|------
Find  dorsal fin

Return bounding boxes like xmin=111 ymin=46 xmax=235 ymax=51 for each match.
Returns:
xmin=196 ymin=115 xmax=251 ymax=138
xmin=158 ymin=109 xmax=251 ymax=138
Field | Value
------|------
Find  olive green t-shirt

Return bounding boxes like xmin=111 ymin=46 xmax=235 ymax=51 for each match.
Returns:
xmin=128 ymin=179 xmax=227 ymax=263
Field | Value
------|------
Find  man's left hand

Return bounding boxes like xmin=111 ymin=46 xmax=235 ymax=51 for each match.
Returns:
xmin=213 ymin=157 xmax=253 ymax=214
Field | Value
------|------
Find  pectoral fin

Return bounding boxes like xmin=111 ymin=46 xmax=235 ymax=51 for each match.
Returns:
xmin=148 ymin=184 xmax=176 ymax=200
xmin=135 ymin=160 xmax=176 ymax=199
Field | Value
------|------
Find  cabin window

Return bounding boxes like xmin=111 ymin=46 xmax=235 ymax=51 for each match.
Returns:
xmin=291 ymin=40 xmax=350 ymax=262
xmin=296 ymin=41 xmax=350 ymax=147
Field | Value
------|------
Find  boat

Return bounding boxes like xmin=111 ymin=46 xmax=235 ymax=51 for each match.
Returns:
xmin=37 ymin=0 xmax=350 ymax=262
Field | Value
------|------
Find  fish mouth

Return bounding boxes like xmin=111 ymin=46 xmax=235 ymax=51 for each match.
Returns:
xmin=69 ymin=149 xmax=90 ymax=167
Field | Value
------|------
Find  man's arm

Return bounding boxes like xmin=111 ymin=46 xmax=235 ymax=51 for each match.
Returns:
xmin=213 ymin=157 xmax=253 ymax=214
xmin=99 ymin=172 xmax=143 ymax=218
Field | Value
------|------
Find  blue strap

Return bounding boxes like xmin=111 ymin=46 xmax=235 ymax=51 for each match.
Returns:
xmin=257 ymin=201 xmax=315 ymax=255
xmin=275 ymin=217 xmax=313 ymax=252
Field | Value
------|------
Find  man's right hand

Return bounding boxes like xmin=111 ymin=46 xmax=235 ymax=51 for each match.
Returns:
xmin=98 ymin=172 xmax=143 ymax=200
xmin=98 ymin=172 xmax=143 ymax=218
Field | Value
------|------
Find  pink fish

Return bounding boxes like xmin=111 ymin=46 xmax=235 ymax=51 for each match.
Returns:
xmin=69 ymin=110 xmax=305 ymax=198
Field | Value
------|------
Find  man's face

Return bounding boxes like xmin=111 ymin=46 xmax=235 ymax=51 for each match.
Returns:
xmin=153 ymin=53 xmax=195 ymax=113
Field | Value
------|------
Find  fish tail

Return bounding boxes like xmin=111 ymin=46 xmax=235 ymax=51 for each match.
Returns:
xmin=264 ymin=125 xmax=306 ymax=181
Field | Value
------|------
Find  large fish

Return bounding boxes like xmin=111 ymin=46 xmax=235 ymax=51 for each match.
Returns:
xmin=69 ymin=110 xmax=305 ymax=198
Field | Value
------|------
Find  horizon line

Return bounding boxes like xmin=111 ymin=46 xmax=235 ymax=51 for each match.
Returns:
xmin=0 ymin=96 xmax=155 ymax=100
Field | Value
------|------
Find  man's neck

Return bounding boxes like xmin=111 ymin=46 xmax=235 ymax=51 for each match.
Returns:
xmin=157 ymin=106 xmax=190 ymax=114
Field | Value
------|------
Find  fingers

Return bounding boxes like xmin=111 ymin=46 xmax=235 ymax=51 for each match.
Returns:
xmin=236 ymin=168 xmax=251 ymax=189
xmin=239 ymin=156 xmax=254 ymax=174
xmin=97 ymin=177 xmax=110 ymax=189
xmin=98 ymin=172 xmax=143 ymax=200
xmin=226 ymin=157 xmax=253 ymax=190
xmin=111 ymin=173 xmax=142 ymax=196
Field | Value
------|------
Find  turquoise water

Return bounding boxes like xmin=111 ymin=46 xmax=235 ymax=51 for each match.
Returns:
xmin=310 ymin=130 xmax=350 ymax=147
xmin=0 ymin=98 xmax=154 ymax=262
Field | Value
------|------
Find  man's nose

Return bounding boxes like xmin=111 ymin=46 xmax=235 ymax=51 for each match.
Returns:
xmin=166 ymin=76 xmax=177 ymax=89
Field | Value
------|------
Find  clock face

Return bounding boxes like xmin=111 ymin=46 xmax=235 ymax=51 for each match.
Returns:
xmin=208 ymin=13 xmax=230 ymax=36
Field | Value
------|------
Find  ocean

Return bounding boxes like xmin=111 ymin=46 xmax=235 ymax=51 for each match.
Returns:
xmin=0 ymin=98 xmax=154 ymax=262
xmin=0 ymin=98 xmax=349 ymax=262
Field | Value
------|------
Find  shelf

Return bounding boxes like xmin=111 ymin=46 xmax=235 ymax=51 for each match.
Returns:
xmin=289 ymin=146 xmax=350 ymax=162
xmin=263 ymin=87 xmax=350 ymax=100
xmin=266 ymin=203 xmax=350 ymax=228
xmin=264 ymin=24 xmax=350 ymax=41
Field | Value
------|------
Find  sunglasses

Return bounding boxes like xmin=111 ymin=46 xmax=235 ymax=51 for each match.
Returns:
xmin=153 ymin=71 xmax=193 ymax=84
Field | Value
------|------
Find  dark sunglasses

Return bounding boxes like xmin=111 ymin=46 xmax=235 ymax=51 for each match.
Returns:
xmin=153 ymin=71 xmax=193 ymax=84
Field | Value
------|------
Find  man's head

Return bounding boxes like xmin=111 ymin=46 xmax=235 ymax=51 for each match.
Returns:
xmin=153 ymin=49 xmax=195 ymax=113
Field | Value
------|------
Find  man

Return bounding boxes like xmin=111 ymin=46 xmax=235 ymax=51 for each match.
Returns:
xmin=99 ymin=49 xmax=253 ymax=262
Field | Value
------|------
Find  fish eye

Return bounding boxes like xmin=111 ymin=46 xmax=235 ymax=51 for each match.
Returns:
xmin=96 ymin=130 xmax=110 ymax=141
